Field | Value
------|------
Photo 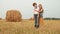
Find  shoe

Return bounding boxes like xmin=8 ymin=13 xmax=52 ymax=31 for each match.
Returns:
xmin=35 ymin=25 xmax=39 ymax=28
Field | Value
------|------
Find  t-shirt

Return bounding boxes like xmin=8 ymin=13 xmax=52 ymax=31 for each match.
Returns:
xmin=34 ymin=7 xmax=39 ymax=14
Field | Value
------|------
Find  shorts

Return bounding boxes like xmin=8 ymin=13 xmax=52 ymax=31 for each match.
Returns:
xmin=39 ymin=12 xmax=43 ymax=18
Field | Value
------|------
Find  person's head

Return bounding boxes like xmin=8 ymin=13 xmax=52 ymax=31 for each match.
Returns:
xmin=38 ymin=4 xmax=42 ymax=9
xmin=32 ymin=3 xmax=37 ymax=8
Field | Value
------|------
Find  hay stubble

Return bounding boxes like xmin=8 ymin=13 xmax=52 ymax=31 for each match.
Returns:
xmin=0 ymin=20 xmax=60 ymax=34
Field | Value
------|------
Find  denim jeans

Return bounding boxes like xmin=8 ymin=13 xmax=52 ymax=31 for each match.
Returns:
xmin=34 ymin=14 xmax=39 ymax=28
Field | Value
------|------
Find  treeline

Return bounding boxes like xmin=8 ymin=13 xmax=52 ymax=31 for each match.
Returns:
xmin=44 ymin=18 xmax=60 ymax=20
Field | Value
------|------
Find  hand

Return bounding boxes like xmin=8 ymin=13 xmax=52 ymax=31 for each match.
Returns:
xmin=35 ymin=10 xmax=39 ymax=12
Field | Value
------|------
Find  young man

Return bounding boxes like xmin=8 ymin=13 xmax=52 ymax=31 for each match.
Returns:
xmin=32 ymin=3 xmax=39 ymax=28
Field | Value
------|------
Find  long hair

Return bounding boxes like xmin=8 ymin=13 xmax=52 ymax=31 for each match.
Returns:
xmin=39 ymin=4 xmax=42 ymax=9
xmin=38 ymin=4 xmax=44 ymax=12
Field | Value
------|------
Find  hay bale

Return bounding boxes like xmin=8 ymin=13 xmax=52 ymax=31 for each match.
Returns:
xmin=6 ymin=10 xmax=22 ymax=22
xmin=0 ymin=18 xmax=2 ymax=20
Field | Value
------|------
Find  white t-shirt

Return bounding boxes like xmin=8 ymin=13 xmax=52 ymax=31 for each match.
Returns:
xmin=34 ymin=7 xmax=39 ymax=14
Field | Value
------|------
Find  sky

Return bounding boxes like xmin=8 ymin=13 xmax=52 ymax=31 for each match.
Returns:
xmin=0 ymin=0 xmax=60 ymax=19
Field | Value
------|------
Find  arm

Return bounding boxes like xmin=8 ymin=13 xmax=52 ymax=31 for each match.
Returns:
xmin=41 ymin=9 xmax=44 ymax=12
xmin=34 ymin=10 xmax=39 ymax=12
xmin=34 ymin=8 xmax=40 ymax=12
xmin=39 ymin=8 xmax=44 ymax=13
xmin=35 ymin=7 xmax=40 ymax=12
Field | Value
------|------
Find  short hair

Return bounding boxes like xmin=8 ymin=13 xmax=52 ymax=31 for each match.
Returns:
xmin=32 ymin=3 xmax=37 ymax=6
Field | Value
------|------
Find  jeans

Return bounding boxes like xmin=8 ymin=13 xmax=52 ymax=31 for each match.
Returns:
xmin=34 ymin=14 xmax=39 ymax=28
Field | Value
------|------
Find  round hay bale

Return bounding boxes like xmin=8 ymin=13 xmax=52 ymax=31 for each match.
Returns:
xmin=6 ymin=10 xmax=22 ymax=22
xmin=0 ymin=18 xmax=2 ymax=20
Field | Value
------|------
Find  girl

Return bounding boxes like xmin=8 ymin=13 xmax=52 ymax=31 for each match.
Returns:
xmin=38 ymin=4 xmax=44 ymax=25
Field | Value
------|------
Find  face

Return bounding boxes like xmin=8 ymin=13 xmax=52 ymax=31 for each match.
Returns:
xmin=34 ymin=5 xmax=37 ymax=8
xmin=38 ymin=4 xmax=42 ymax=8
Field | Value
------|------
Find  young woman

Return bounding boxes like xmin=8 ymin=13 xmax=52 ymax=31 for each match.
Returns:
xmin=38 ymin=4 xmax=44 ymax=25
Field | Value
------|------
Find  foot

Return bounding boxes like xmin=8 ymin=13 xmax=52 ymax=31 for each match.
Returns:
xmin=35 ymin=25 xmax=39 ymax=28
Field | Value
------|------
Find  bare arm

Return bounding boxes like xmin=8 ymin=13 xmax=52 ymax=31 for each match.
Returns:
xmin=39 ymin=7 xmax=44 ymax=13
xmin=34 ymin=10 xmax=39 ymax=12
xmin=40 ymin=9 xmax=44 ymax=12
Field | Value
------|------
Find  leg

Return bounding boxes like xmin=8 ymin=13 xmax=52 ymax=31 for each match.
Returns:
xmin=34 ymin=14 xmax=39 ymax=28
xmin=40 ymin=13 xmax=44 ymax=25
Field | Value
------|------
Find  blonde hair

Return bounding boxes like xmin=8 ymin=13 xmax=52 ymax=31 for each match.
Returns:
xmin=38 ymin=4 xmax=42 ymax=9
xmin=38 ymin=4 xmax=44 ymax=12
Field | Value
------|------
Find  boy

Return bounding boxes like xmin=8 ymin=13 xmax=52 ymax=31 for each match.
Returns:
xmin=32 ymin=3 xmax=39 ymax=28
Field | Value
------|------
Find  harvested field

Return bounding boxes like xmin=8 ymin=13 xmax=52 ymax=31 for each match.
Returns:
xmin=0 ymin=20 xmax=60 ymax=34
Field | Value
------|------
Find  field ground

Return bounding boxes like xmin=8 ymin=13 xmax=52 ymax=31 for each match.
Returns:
xmin=0 ymin=20 xmax=60 ymax=34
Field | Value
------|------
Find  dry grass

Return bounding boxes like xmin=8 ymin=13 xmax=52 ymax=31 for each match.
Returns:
xmin=0 ymin=19 xmax=60 ymax=34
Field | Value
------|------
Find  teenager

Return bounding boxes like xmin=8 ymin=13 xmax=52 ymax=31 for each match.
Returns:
xmin=38 ymin=4 xmax=44 ymax=24
xmin=32 ymin=3 xmax=39 ymax=28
